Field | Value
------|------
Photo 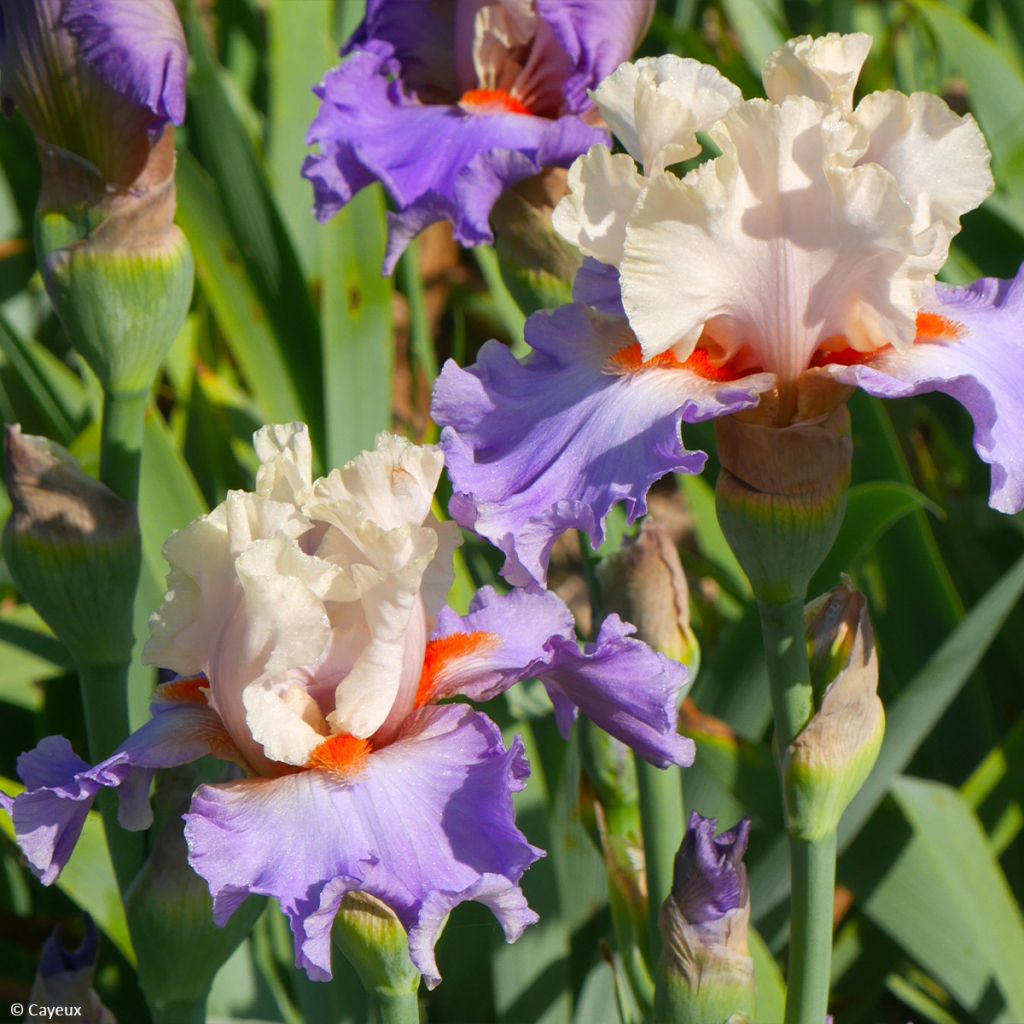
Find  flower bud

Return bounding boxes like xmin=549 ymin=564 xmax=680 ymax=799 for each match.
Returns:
xmin=656 ymin=813 xmax=755 ymax=1024
xmin=597 ymin=520 xmax=700 ymax=677
xmin=125 ymin=768 xmax=266 ymax=1020
xmin=3 ymin=424 xmax=139 ymax=666
xmin=783 ymin=583 xmax=884 ymax=841
xmin=714 ymin=404 xmax=852 ymax=603
xmin=29 ymin=916 xmax=115 ymax=1024
xmin=490 ymin=169 xmax=582 ymax=315
xmin=332 ymin=892 xmax=422 ymax=1002
xmin=0 ymin=0 xmax=186 ymax=187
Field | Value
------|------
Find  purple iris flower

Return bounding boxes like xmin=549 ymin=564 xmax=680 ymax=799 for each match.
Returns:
xmin=0 ymin=0 xmax=185 ymax=182
xmin=1 ymin=427 xmax=691 ymax=988
xmin=433 ymin=34 xmax=1024 ymax=589
xmin=672 ymin=813 xmax=750 ymax=927
xmin=303 ymin=0 xmax=655 ymax=272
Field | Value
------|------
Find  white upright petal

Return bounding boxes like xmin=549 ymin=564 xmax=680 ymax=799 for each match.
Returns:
xmin=553 ymin=144 xmax=645 ymax=266
xmin=254 ymin=422 xmax=314 ymax=505
xmin=763 ymin=32 xmax=872 ymax=111
xmin=593 ymin=56 xmax=741 ymax=172
xmin=620 ymin=98 xmax=921 ymax=380
xmin=855 ymin=91 xmax=993 ymax=272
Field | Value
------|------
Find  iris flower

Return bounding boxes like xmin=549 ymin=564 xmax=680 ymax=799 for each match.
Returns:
xmin=303 ymin=0 xmax=654 ymax=271
xmin=433 ymin=33 xmax=1024 ymax=589
xmin=2 ymin=427 xmax=691 ymax=986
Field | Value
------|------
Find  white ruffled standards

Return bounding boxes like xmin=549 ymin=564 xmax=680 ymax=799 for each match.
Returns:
xmin=553 ymin=31 xmax=994 ymax=387
xmin=144 ymin=425 xmax=460 ymax=773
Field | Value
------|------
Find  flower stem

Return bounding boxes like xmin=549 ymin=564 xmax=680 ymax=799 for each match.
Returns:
xmin=100 ymin=388 xmax=148 ymax=501
xmin=636 ymin=757 xmax=684 ymax=964
xmin=370 ymin=989 xmax=420 ymax=1024
xmin=78 ymin=662 xmax=145 ymax=891
xmin=757 ymin=598 xmax=836 ymax=1024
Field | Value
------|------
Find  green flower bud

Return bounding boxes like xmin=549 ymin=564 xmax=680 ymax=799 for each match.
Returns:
xmin=3 ymin=424 xmax=139 ymax=667
xmin=332 ymin=892 xmax=422 ymax=1003
xmin=597 ymin=519 xmax=701 ymax=678
xmin=714 ymin=404 xmax=853 ymax=604
xmin=126 ymin=769 xmax=266 ymax=1021
xmin=491 ymin=169 xmax=581 ymax=315
xmin=783 ymin=583 xmax=885 ymax=841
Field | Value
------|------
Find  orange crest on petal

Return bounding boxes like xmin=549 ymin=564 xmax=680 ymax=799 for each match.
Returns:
xmin=416 ymin=631 xmax=501 ymax=708
xmin=915 ymin=311 xmax=966 ymax=341
xmin=307 ymin=734 xmax=373 ymax=776
xmin=460 ymin=89 xmax=531 ymax=116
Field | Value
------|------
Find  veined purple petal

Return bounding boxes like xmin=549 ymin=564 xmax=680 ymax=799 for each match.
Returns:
xmin=828 ymin=264 xmax=1024 ymax=513
xmin=673 ymin=813 xmax=750 ymax=925
xmin=63 ymin=0 xmax=187 ymax=126
xmin=3 ymin=696 xmax=234 ymax=885
xmin=434 ymin=303 xmax=772 ymax=588
xmin=430 ymin=586 xmax=693 ymax=767
xmin=537 ymin=0 xmax=655 ymax=114
xmin=303 ymin=43 xmax=605 ymax=268
xmin=184 ymin=704 xmax=541 ymax=988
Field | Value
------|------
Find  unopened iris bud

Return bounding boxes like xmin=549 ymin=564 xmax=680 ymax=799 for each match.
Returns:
xmin=0 ymin=0 xmax=193 ymax=394
xmin=332 ymin=892 xmax=422 ymax=1006
xmin=29 ymin=916 xmax=115 ymax=1024
xmin=656 ymin=813 xmax=755 ymax=1024
xmin=597 ymin=519 xmax=701 ymax=677
xmin=783 ymin=583 xmax=884 ymax=841
xmin=3 ymin=424 xmax=139 ymax=666
xmin=125 ymin=769 xmax=266 ymax=1021
xmin=715 ymin=403 xmax=853 ymax=604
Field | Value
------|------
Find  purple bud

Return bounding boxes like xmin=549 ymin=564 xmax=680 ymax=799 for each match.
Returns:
xmin=672 ymin=812 xmax=750 ymax=926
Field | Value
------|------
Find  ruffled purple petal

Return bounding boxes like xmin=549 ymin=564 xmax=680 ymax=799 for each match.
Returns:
xmin=828 ymin=264 xmax=1024 ymax=513
xmin=537 ymin=0 xmax=655 ymax=113
xmin=184 ymin=704 xmax=541 ymax=987
xmin=303 ymin=43 xmax=605 ymax=267
xmin=346 ymin=1 xmax=458 ymax=103
xmin=673 ymin=813 xmax=750 ymax=925
xmin=431 ymin=586 xmax=693 ymax=767
xmin=3 ymin=699 xmax=233 ymax=885
xmin=434 ymin=303 xmax=772 ymax=588
xmin=62 ymin=0 xmax=187 ymax=126
xmin=573 ymin=257 xmax=625 ymax=316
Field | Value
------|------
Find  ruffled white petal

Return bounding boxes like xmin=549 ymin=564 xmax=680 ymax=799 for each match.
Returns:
xmin=552 ymin=144 xmax=645 ymax=265
xmin=854 ymin=91 xmax=993 ymax=273
xmin=254 ymin=422 xmax=315 ymax=505
xmin=762 ymin=32 xmax=872 ymax=111
xmin=620 ymin=97 xmax=922 ymax=379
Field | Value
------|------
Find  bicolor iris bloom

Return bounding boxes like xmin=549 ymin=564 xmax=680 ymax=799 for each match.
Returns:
xmin=434 ymin=33 xmax=1024 ymax=588
xmin=1 ymin=426 xmax=692 ymax=986
xmin=303 ymin=0 xmax=654 ymax=271
xmin=0 ymin=0 xmax=186 ymax=183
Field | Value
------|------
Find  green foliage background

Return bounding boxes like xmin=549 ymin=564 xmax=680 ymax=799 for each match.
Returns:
xmin=1 ymin=1 xmax=1023 ymax=1021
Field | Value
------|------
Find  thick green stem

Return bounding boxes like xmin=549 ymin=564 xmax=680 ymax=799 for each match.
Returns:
xmin=370 ymin=989 xmax=420 ymax=1024
xmin=636 ymin=757 xmax=685 ymax=964
xmin=786 ymin=834 xmax=837 ymax=1024
xmin=100 ymin=388 xmax=147 ymax=502
xmin=78 ymin=662 xmax=145 ymax=890
xmin=757 ymin=597 xmax=837 ymax=1024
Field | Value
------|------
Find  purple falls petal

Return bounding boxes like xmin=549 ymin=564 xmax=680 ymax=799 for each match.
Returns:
xmin=62 ymin=0 xmax=187 ymax=126
xmin=828 ymin=264 xmax=1024 ymax=513
xmin=303 ymin=43 xmax=605 ymax=267
xmin=536 ymin=0 xmax=655 ymax=113
xmin=434 ymin=303 xmax=772 ymax=588
xmin=4 ymin=700 xmax=232 ymax=885
xmin=673 ymin=813 xmax=750 ymax=925
xmin=573 ymin=257 xmax=625 ymax=316
xmin=184 ymin=704 xmax=542 ymax=988
xmin=432 ymin=586 xmax=693 ymax=768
